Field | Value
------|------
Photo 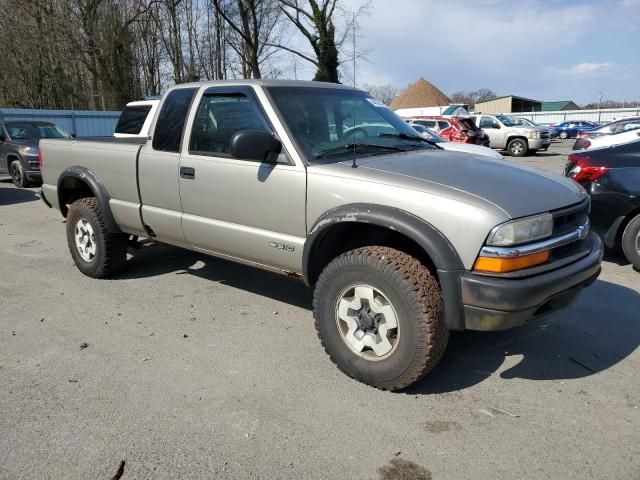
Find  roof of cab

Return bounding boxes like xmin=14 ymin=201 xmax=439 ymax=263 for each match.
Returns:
xmin=170 ymin=79 xmax=360 ymax=91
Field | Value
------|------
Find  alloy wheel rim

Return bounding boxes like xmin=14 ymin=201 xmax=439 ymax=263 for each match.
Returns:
xmin=74 ymin=219 xmax=97 ymax=262
xmin=511 ymin=142 xmax=524 ymax=154
xmin=335 ymin=284 xmax=400 ymax=360
xmin=10 ymin=164 xmax=21 ymax=184
xmin=636 ymin=231 xmax=640 ymax=255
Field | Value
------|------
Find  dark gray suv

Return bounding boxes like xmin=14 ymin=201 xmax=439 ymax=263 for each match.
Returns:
xmin=0 ymin=121 xmax=72 ymax=187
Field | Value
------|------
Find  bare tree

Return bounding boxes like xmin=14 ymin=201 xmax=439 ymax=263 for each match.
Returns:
xmin=276 ymin=0 xmax=368 ymax=83
xmin=212 ymin=0 xmax=284 ymax=79
xmin=362 ymin=83 xmax=400 ymax=106
xmin=450 ymin=88 xmax=497 ymax=106
xmin=0 ymin=0 xmax=374 ymax=110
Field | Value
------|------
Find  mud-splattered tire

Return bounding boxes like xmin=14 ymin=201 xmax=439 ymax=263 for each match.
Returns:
xmin=313 ymin=246 xmax=448 ymax=391
xmin=66 ymin=198 xmax=127 ymax=278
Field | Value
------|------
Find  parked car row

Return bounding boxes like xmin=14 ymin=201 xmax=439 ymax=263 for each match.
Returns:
xmin=406 ymin=116 xmax=489 ymax=146
xmin=404 ymin=113 xmax=551 ymax=157
xmin=552 ymin=120 xmax=599 ymax=139
xmin=573 ymin=116 xmax=640 ymax=150
xmin=408 ymin=123 xmax=503 ymax=159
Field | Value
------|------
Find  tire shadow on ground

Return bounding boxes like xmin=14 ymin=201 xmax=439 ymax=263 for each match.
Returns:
xmin=115 ymin=242 xmax=312 ymax=310
xmin=0 ymin=181 xmax=38 ymax=206
xmin=407 ymin=278 xmax=639 ymax=395
xmin=115 ymin=243 xmax=639 ymax=395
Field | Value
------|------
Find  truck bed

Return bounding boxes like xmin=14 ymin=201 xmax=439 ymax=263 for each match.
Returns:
xmin=40 ymin=137 xmax=145 ymax=213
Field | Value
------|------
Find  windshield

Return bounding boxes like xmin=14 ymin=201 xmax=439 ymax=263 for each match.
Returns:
xmin=5 ymin=122 xmax=72 ymax=139
xmin=516 ymin=118 xmax=535 ymax=126
xmin=266 ymin=87 xmax=435 ymax=163
xmin=496 ymin=115 xmax=519 ymax=127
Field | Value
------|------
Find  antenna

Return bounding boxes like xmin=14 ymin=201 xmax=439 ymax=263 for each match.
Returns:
xmin=351 ymin=12 xmax=357 ymax=168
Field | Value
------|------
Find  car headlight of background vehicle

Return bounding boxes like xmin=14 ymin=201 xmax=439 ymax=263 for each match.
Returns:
xmin=20 ymin=146 xmax=39 ymax=155
xmin=527 ymin=131 xmax=540 ymax=139
xmin=486 ymin=213 xmax=553 ymax=246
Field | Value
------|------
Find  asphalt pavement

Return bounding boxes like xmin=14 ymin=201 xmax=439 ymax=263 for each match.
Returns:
xmin=1 ymin=141 xmax=638 ymax=479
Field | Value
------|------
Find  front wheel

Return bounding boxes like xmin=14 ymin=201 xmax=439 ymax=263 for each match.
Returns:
xmin=9 ymin=159 xmax=29 ymax=188
xmin=66 ymin=197 xmax=128 ymax=278
xmin=313 ymin=246 xmax=448 ymax=391
xmin=559 ymin=131 xmax=568 ymax=139
xmin=507 ymin=138 xmax=527 ymax=157
xmin=621 ymin=214 xmax=640 ymax=270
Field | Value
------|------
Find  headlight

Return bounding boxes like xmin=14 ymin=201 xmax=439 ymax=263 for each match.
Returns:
xmin=21 ymin=146 xmax=38 ymax=155
xmin=527 ymin=131 xmax=540 ymax=139
xmin=487 ymin=213 xmax=553 ymax=246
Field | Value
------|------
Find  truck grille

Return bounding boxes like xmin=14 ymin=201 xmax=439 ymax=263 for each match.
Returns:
xmin=552 ymin=199 xmax=589 ymax=237
xmin=548 ymin=199 xmax=590 ymax=262
xmin=541 ymin=131 xmax=550 ymax=140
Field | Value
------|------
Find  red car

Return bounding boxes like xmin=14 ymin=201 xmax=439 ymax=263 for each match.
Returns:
xmin=408 ymin=116 xmax=488 ymax=146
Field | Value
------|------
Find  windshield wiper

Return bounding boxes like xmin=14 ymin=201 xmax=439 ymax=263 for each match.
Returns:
xmin=378 ymin=132 xmax=442 ymax=148
xmin=315 ymin=142 xmax=406 ymax=158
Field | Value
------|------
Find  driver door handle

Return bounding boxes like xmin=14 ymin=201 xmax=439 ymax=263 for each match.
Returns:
xmin=180 ymin=166 xmax=195 ymax=179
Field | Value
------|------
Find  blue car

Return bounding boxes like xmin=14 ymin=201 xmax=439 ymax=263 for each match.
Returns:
xmin=552 ymin=120 xmax=599 ymax=139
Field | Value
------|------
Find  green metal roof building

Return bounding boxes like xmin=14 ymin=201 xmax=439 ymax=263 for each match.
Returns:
xmin=541 ymin=101 xmax=581 ymax=111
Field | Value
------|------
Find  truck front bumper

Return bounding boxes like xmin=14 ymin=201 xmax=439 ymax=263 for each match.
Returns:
xmin=461 ymin=232 xmax=603 ymax=331
xmin=528 ymin=138 xmax=551 ymax=150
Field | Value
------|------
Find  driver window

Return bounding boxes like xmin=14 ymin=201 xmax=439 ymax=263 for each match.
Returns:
xmin=189 ymin=92 xmax=269 ymax=157
xmin=479 ymin=117 xmax=497 ymax=129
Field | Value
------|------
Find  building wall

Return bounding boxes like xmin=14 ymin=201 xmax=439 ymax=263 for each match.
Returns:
xmin=473 ymin=97 xmax=513 ymax=114
xmin=0 ymin=108 xmax=120 ymax=137
xmin=510 ymin=107 xmax=640 ymax=124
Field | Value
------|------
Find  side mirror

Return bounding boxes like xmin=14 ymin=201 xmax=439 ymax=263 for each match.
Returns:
xmin=230 ymin=130 xmax=282 ymax=163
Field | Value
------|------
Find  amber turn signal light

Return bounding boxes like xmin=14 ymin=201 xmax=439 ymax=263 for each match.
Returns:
xmin=473 ymin=250 xmax=550 ymax=273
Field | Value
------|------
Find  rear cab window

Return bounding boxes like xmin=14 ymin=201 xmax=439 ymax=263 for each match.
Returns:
xmin=115 ymin=105 xmax=152 ymax=135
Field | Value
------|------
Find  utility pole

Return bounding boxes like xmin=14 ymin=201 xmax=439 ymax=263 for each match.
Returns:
xmin=598 ymin=91 xmax=603 ymax=123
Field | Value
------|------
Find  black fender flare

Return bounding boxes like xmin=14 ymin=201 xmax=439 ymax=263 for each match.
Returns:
xmin=303 ymin=203 xmax=464 ymax=279
xmin=5 ymin=151 xmax=24 ymax=170
xmin=56 ymin=166 xmax=121 ymax=233
xmin=303 ymin=204 xmax=466 ymax=330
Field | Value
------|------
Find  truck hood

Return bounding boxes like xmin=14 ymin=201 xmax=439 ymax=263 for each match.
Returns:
xmin=313 ymin=149 xmax=586 ymax=218
xmin=9 ymin=139 xmax=39 ymax=149
xmin=438 ymin=141 xmax=503 ymax=160
xmin=507 ymin=126 xmax=537 ymax=135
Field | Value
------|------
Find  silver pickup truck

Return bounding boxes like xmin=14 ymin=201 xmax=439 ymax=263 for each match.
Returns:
xmin=472 ymin=114 xmax=551 ymax=156
xmin=40 ymin=80 xmax=602 ymax=390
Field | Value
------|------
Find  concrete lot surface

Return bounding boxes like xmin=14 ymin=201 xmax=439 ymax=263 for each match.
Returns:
xmin=1 ymin=141 xmax=639 ymax=479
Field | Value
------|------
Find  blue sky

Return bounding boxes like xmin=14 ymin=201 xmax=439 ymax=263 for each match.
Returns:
xmin=292 ymin=0 xmax=640 ymax=105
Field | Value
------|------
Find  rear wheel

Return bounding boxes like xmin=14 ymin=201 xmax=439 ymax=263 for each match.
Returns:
xmin=621 ymin=214 xmax=640 ymax=270
xmin=507 ymin=138 xmax=527 ymax=157
xmin=9 ymin=159 xmax=30 ymax=188
xmin=313 ymin=246 xmax=448 ymax=391
xmin=66 ymin=198 xmax=128 ymax=278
